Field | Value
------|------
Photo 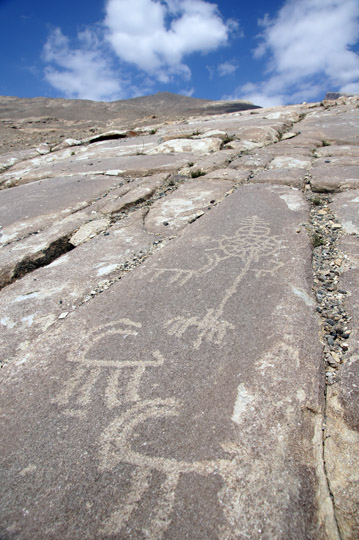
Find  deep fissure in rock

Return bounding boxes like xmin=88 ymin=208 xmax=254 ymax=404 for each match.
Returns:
xmin=306 ymin=190 xmax=350 ymax=539
xmin=10 ymin=236 xmax=75 ymax=286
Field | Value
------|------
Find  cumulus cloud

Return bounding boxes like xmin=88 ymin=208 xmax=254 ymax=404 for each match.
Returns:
xmin=234 ymin=0 xmax=359 ymax=106
xmin=43 ymin=28 xmax=125 ymax=101
xmin=43 ymin=0 xmax=233 ymax=100
xmin=104 ymin=0 xmax=230 ymax=81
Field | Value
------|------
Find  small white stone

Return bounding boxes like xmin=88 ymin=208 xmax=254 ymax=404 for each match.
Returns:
xmin=281 ymin=132 xmax=297 ymax=140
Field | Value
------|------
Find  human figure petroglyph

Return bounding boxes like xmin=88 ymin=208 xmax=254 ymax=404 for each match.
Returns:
xmin=150 ymin=216 xmax=283 ymax=288
xmin=99 ymin=399 xmax=243 ymax=538
xmin=164 ymin=217 xmax=284 ymax=348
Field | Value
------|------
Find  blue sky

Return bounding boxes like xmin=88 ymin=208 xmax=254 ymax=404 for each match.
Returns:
xmin=0 ymin=0 xmax=358 ymax=106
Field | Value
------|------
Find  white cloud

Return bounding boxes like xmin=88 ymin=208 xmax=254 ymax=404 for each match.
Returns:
xmin=104 ymin=0 xmax=230 ymax=80
xmin=43 ymin=0 xmax=233 ymax=100
xmin=217 ymin=61 xmax=238 ymax=77
xmin=234 ymin=0 xmax=359 ymax=106
xmin=43 ymin=28 xmax=124 ymax=101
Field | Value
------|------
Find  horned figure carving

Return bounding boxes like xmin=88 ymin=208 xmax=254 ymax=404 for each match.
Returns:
xmin=98 ymin=398 xmax=242 ymax=538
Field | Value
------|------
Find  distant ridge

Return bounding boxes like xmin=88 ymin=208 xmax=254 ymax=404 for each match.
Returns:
xmin=0 ymin=92 xmax=261 ymax=154
xmin=0 ymin=92 xmax=260 ymax=122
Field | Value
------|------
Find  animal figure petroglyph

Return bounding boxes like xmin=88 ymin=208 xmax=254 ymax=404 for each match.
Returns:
xmin=52 ymin=319 xmax=164 ymax=417
xmin=99 ymin=399 xmax=241 ymax=538
xmin=53 ymin=320 xmax=242 ymax=538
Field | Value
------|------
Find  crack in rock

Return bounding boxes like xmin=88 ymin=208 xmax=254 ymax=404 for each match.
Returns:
xmin=306 ymin=190 xmax=352 ymax=540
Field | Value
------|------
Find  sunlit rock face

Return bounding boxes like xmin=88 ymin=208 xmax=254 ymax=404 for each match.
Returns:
xmin=1 ymin=92 xmax=359 ymax=540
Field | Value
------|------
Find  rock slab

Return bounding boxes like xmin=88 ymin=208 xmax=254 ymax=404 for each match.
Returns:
xmin=1 ymin=185 xmax=328 ymax=539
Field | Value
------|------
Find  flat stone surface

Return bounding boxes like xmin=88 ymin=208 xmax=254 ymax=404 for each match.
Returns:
xmin=0 ymin=184 xmax=328 ymax=539
xmin=70 ymin=218 xmax=111 ymax=246
xmin=0 ymin=210 xmax=98 ymax=289
xmin=1 ymin=152 xmax=196 ymax=186
xmin=284 ymin=131 xmax=327 ymax=149
xmin=144 ymin=178 xmax=234 ymax=236
xmin=311 ymin=166 xmax=359 ymax=192
xmin=235 ymin=125 xmax=279 ymax=145
xmin=269 ymin=143 xmax=315 ymax=157
xmin=64 ymin=135 xmax=161 ymax=159
xmin=203 ymin=168 xmax=249 ymax=182
xmin=252 ymin=168 xmax=307 ymax=188
xmin=180 ymin=149 xmax=234 ymax=175
xmin=0 ymin=146 xmax=82 ymax=187
xmin=301 ymin=108 xmax=359 ymax=146
xmin=315 ymin=145 xmax=359 ymax=158
xmin=169 ymin=112 xmax=288 ymax=139
xmin=228 ymin=152 xmax=274 ymax=170
xmin=331 ymin=190 xmax=359 ymax=234
xmin=0 ymin=175 xmax=169 ymax=288
xmin=0 ymin=174 xmax=124 ymax=229
xmin=0 ymin=209 xmax=158 ymax=365
xmin=312 ymin=156 xmax=359 ymax=168
xmin=322 ymin=188 xmax=359 ymax=538
xmin=94 ymin=174 xmax=168 ymax=216
xmin=261 ymin=107 xmax=302 ymax=123
xmin=0 ymin=148 xmax=38 ymax=172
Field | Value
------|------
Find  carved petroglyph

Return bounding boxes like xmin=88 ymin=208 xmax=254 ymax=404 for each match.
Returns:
xmin=151 ymin=216 xmax=282 ymax=286
xmin=99 ymin=467 xmax=153 ymax=536
xmin=99 ymin=400 xmax=242 ymax=538
xmin=51 ymin=218 xmax=285 ymax=535
xmin=53 ymin=317 xmax=243 ymax=537
xmin=104 ymin=350 xmax=165 ymax=409
xmin=165 ymin=308 xmax=235 ymax=349
xmin=52 ymin=319 xmax=169 ymax=416
xmin=163 ymin=217 xmax=283 ymax=348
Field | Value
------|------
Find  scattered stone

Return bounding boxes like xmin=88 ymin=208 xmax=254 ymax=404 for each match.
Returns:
xmin=36 ymin=143 xmax=50 ymax=155
xmin=326 ymin=371 xmax=337 ymax=384
xmin=148 ymin=137 xmax=222 ymax=154
xmin=237 ymin=126 xmax=279 ymax=145
xmin=328 ymin=351 xmax=340 ymax=366
xmin=70 ymin=218 xmax=111 ymax=246
xmin=269 ymin=156 xmax=311 ymax=169
xmin=281 ymin=132 xmax=298 ymax=140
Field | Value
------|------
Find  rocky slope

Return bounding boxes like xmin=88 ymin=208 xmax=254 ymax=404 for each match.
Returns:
xmin=0 ymin=92 xmax=259 ymax=155
xmin=1 ymin=93 xmax=358 ymax=539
